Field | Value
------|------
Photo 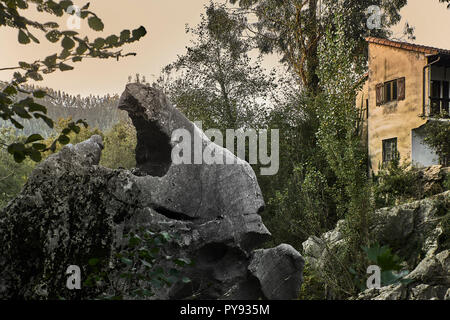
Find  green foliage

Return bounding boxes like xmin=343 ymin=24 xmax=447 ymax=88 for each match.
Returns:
xmin=0 ymin=0 xmax=147 ymax=163
xmin=444 ymin=174 xmax=450 ymax=191
xmin=0 ymin=83 xmax=127 ymax=138
xmin=228 ymin=0 xmax=407 ymax=93
xmin=298 ymin=263 xmax=326 ymax=300
xmin=100 ymin=121 xmax=137 ymax=170
xmin=373 ymin=159 xmax=421 ymax=208
xmin=364 ymin=243 xmax=402 ymax=271
xmin=437 ymin=210 xmax=450 ymax=252
xmin=256 ymin=87 xmax=339 ymax=250
xmin=423 ymin=120 xmax=450 ymax=166
xmin=347 ymin=243 xmax=411 ymax=292
xmin=319 ymin=13 xmax=371 ymax=250
xmin=362 ymin=243 xmax=412 ymax=287
xmin=40 ymin=117 xmax=101 ymax=157
xmin=84 ymin=228 xmax=192 ymax=300
xmin=0 ymin=127 xmax=35 ymax=208
xmin=162 ymin=3 xmax=275 ymax=131
xmin=292 ymin=14 xmax=373 ymax=299
xmin=264 ymin=162 xmax=335 ymax=249
xmin=0 ymin=117 xmax=137 ymax=209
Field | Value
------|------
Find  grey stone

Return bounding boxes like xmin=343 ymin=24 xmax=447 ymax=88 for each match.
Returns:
xmin=304 ymin=191 xmax=449 ymax=300
xmin=248 ymin=244 xmax=304 ymax=300
xmin=0 ymin=84 xmax=303 ymax=300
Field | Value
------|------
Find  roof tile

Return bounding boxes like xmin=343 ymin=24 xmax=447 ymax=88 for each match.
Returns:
xmin=366 ymin=37 xmax=450 ymax=55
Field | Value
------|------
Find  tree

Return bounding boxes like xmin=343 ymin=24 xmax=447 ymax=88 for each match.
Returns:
xmin=40 ymin=116 xmax=103 ymax=157
xmin=0 ymin=127 xmax=34 ymax=208
xmin=228 ymin=0 xmax=407 ymax=94
xmin=0 ymin=0 xmax=147 ymax=163
xmin=162 ymin=3 xmax=275 ymax=131
xmin=424 ymin=119 xmax=450 ymax=167
xmin=100 ymin=120 xmax=137 ymax=170
xmin=0 ymin=82 xmax=126 ymax=137
xmin=440 ymin=0 xmax=450 ymax=8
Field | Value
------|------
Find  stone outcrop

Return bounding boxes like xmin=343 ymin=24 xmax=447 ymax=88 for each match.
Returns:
xmin=302 ymin=191 xmax=449 ymax=300
xmin=417 ymin=165 xmax=449 ymax=196
xmin=357 ymin=250 xmax=450 ymax=300
xmin=248 ymin=244 xmax=304 ymax=300
xmin=0 ymin=84 xmax=304 ymax=300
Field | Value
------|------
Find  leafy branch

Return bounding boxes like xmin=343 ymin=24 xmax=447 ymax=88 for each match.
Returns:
xmin=0 ymin=0 xmax=147 ymax=163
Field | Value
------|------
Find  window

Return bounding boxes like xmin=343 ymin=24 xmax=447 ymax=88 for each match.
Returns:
xmin=382 ymin=138 xmax=398 ymax=164
xmin=376 ymin=77 xmax=405 ymax=106
xmin=430 ymin=80 xmax=449 ymax=116
xmin=384 ymin=81 xmax=392 ymax=102
xmin=431 ymin=80 xmax=441 ymax=98
xmin=384 ymin=80 xmax=398 ymax=102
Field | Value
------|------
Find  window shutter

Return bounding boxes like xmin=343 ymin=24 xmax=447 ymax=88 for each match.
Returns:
xmin=397 ymin=77 xmax=406 ymax=100
xmin=376 ymin=83 xmax=383 ymax=106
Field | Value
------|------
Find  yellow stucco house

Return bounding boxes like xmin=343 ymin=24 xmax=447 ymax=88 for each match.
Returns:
xmin=358 ymin=37 xmax=450 ymax=173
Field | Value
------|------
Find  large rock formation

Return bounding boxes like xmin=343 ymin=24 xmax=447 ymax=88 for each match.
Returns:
xmin=302 ymin=191 xmax=450 ymax=300
xmin=0 ymin=84 xmax=304 ymax=300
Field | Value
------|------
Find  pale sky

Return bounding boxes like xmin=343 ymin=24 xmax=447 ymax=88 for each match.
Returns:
xmin=0 ymin=0 xmax=449 ymax=97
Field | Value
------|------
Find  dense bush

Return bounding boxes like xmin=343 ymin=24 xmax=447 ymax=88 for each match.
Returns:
xmin=373 ymin=159 xmax=421 ymax=208
xmin=424 ymin=117 xmax=450 ymax=166
xmin=0 ymin=127 xmax=35 ymax=209
xmin=84 ymin=228 xmax=191 ymax=300
xmin=100 ymin=121 xmax=137 ymax=170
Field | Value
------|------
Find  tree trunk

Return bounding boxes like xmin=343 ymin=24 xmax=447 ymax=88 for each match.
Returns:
xmin=305 ymin=0 xmax=320 ymax=95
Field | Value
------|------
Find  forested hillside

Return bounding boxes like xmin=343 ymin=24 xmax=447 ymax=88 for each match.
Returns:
xmin=0 ymin=81 xmax=126 ymax=137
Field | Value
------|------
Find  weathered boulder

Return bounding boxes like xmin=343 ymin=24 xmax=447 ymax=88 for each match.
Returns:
xmin=357 ymin=250 xmax=450 ymax=300
xmin=417 ymin=165 xmax=449 ymax=196
xmin=302 ymin=220 xmax=346 ymax=271
xmin=0 ymin=84 xmax=303 ymax=300
xmin=302 ymin=191 xmax=450 ymax=300
xmin=248 ymin=244 xmax=304 ymax=300
xmin=370 ymin=191 xmax=449 ymax=266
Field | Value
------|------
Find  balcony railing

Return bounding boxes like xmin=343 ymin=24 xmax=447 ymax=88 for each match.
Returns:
xmin=430 ymin=98 xmax=450 ymax=117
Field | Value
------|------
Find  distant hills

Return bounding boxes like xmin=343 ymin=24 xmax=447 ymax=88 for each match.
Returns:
xmin=0 ymin=81 xmax=128 ymax=137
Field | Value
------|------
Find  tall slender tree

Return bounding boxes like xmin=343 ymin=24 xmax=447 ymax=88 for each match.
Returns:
xmin=228 ymin=0 xmax=408 ymax=93
xmin=163 ymin=3 xmax=275 ymax=131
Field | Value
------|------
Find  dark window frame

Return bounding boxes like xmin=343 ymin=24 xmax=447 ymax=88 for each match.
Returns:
xmin=382 ymin=138 xmax=398 ymax=165
xmin=384 ymin=80 xmax=398 ymax=103
xmin=376 ymin=77 xmax=405 ymax=106
xmin=430 ymin=80 xmax=450 ymax=116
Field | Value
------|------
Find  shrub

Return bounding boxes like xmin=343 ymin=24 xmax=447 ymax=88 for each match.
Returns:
xmin=0 ymin=127 xmax=35 ymax=209
xmin=362 ymin=243 xmax=411 ymax=287
xmin=443 ymin=174 xmax=450 ymax=191
xmin=373 ymin=159 xmax=421 ymax=208
xmin=84 ymin=228 xmax=192 ymax=300
xmin=298 ymin=263 xmax=326 ymax=300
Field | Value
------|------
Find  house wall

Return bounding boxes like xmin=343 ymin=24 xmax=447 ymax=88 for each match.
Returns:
xmin=366 ymin=43 xmax=428 ymax=173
